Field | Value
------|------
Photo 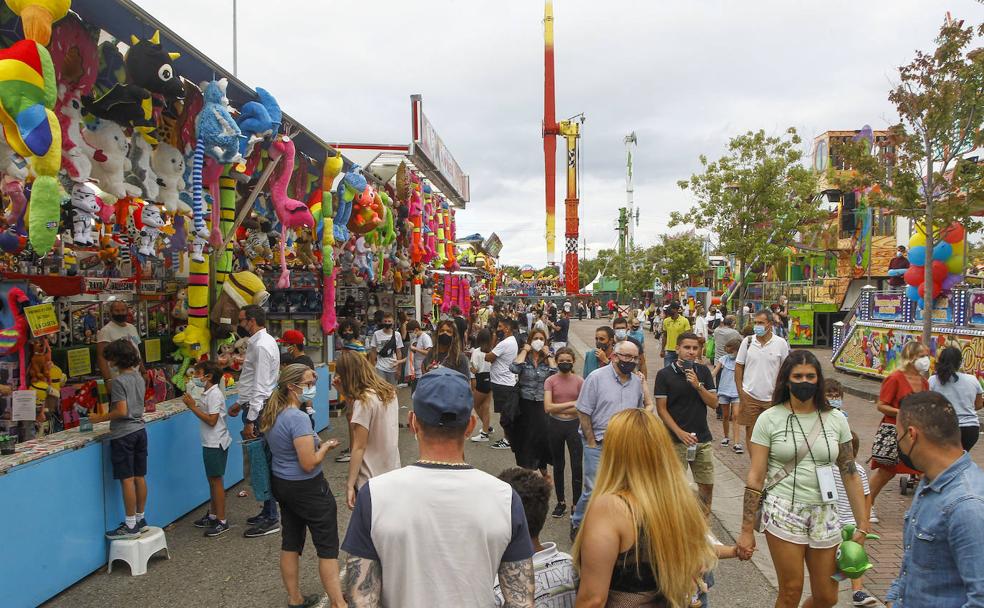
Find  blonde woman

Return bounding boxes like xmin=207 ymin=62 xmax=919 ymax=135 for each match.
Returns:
xmin=335 ymin=351 xmax=401 ymax=510
xmin=261 ymin=364 xmax=346 ymax=608
xmin=573 ymin=408 xmax=716 ymax=607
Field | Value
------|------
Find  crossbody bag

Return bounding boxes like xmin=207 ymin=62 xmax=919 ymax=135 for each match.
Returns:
xmin=753 ymin=413 xmax=825 ymax=532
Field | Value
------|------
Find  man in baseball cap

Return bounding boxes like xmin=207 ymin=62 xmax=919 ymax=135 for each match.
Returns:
xmin=278 ymin=329 xmax=314 ymax=369
xmin=342 ymin=366 xmax=535 ymax=606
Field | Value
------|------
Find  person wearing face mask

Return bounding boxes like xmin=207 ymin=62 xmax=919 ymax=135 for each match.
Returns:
xmin=660 ymin=303 xmax=691 ymax=369
xmin=582 ymin=326 xmax=614 ymax=379
xmin=279 ymin=330 xmax=314 ymax=370
xmin=405 ymin=320 xmax=432 ymax=394
xmin=884 ymin=391 xmax=984 ymax=608
xmin=183 ymin=361 xmax=232 ymax=537
xmin=612 ymin=316 xmax=649 ymax=380
xmin=486 ymin=318 xmax=521 ymax=451
xmin=888 ymin=245 xmax=910 ymax=288
xmin=929 ymin=345 xmax=984 ymax=452
xmin=368 ymin=312 xmax=406 ymax=387
xmin=263 ymin=364 xmax=346 ymax=608
xmin=737 ymin=350 xmax=868 ymax=608
xmin=96 ymin=299 xmax=146 ymax=394
xmin=422 ymin=320 xmax=471 ymax=378
xmin=228 ymin=304 xmax=282 ymax=537
xmin=543 ymin=347 xmax=584 ymax=518
xmin=509 ymin=328 xmax=558 ymax=473
xmin=571 ymin=339 xmax=646 ymax=541
xmin=868 ymin=340 xmax=929 ymax=512
xmin=735 ymin=309 xmax=790 ymax=453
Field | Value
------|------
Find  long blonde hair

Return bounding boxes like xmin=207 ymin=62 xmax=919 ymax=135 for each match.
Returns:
xmin=897 ymin=340 xmax=926 ymax=373
xmin=336 ymin=350 xmax=396 ymax=405
xmin=572 ymin=409 xmax=716 ymax=607
xmin=260 ymin=364 xmax=312 ymax=433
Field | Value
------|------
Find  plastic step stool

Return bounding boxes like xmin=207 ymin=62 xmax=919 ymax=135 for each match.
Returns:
xmin=107 ymin=526 xmax=170 ymax=576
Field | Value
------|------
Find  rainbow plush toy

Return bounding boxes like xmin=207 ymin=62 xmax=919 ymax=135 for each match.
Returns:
xmin=5 ymin=0 xmax=71 ymax=46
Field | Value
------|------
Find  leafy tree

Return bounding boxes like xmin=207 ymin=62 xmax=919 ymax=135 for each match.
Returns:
xmin=833 ymin=17 xmax=984 ymax=342
xmin=650 ymin=232 xmax=708 ymax=292
xmin=673 ymin=128 xmax=822 ymax=311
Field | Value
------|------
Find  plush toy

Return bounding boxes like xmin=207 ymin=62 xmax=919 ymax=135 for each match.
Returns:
xmin=5 ymin=0 xmax=71 ymax=45
xmin=321 ymin=267 xmax=338 ymax=335
xmin=209 ymin=270 xmax=269 ymax=339
xmin=130 ymin=199 xmax=167 ymax=257
xmin=0 ymin=287 xmax=30 ymax=389
xmin=124 ymin=133 xmax=158 ymax=199
xmin=267 ymin=136 xmax=315 ymax=229
xmin=172 ymin=286 xmax=189 ymax=322
xmin=348 ymin=184 xmax=384 ymax=234
xmin=835 ymin=525 xmax=879 ymax=579
xmin=83 ymin=31 xmax=183 ymax=131
xmin=216 ymin=339 xmax=237 ymax=371
xmin=57 ymin=92 xmax=95 ymax=182
xmin=241 ymin=216 xmax=272 ymax=268
xmin=84 ymin=119 xmax=131 ymax=198
xmin=69 ymin=181 xmax=101 ymax=246
xmin=197 ymin=79 xmax=242 ymax=164
xmin=171 ymin=323 xmax=209 ymax=391
xmin=235 ymin=87 xmax=279 ymax=160
xmin=333 ymin=168 xmax=365 ymax=242
xmin=294 ymin=226 xmax=318 ymax=268
xmin=151 ymin=142 xmax=189 ymax=214
xmin=51 ymin=13 xmax=99 ymax=182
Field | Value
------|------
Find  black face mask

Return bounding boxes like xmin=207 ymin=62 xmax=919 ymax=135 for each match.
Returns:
xmin=558 ymin=362 xmax=574 ymax=373
xmin=789 ymin=381 xmax=817 ymax=402
xmin=897 ymin=430 xmax=917 ymax=470
xmin=496 ymin=330 xmax=506 ymax=340
xmin=595 ymin=340 xmax=607 ymax=350
xmin=382 ymin=323 xmax=393 ymax=329
xmin=112 ymin=313 xmax=128 ymax=324
xmin=617 ymin=360 xmax=637 ymax=375
xmin=342 ymin=332 xmax=354 ymax=339
xmin=237 ymin=325 xmax=250 ymax=338
xmin=438 ymin=334 xmax=452 ymax=346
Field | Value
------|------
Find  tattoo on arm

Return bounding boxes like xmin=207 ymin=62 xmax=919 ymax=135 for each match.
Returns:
xmin=741 ymin=486 xmax=762 ymax=530
xmin=498 ymin=558 xmax=534 ymax=608
xmin=836 ymin=440 xmax=859 ymax=477
xmin=345 ymin=556 xmax=382 ymax=607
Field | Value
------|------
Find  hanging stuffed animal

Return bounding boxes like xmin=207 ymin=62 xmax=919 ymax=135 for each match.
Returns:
xmin=5 ymin=0 xmax=71 ymax=45
xmin=235 ymin=87 xmax=280 ymax=161
xmin=294 ymin=226 xmax=317 ymax=268
xmin=129 ymin=199 xmax=167 ymax=258
xmin=209 ymin=270 xmax=269 ymax=339
xmin=170 ymin=324 xmax=209 ymax=391
xmin=408 ymin=175 xmax=425 ymax=263
xmin=197 ymin=79 xmax=241 ymax=164
xmin=84 ymin=119 xmax=131 ymax=198
xmin=334 ymin=167 xmax=366 ymax=242
xmin=124 ymin=132 xmax=158 ymax=199
xmin=0 ymin=287 xmax=31 ymax=389
xmin=69 ymin=181 xmax=101 ymax=246
xmin=348 ymin=184 xmax=383 ymax=234
xmin=50 ymin=12 xmax=99 ymax=182
xmin=267 ymin=136 xmax=315 ymax=229
xmin=319 ymin=155 xmax=341 ymax=335
xmin=241 ymin=216 xmax=273 ymax=268
xmin=151 ymin=142 xmax=189 ymax=214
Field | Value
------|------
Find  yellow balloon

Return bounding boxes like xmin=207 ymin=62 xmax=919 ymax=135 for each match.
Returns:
xmin=909 ymin=231 xmax=926 ymax=249
xmin=947 ymin=254 xmax=964 ymax=274
xmin=951 ymin=240 xmax=965 ymax=257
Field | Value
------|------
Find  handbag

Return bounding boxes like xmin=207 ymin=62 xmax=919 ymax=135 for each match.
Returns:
xmin=753 ymin=412 xmax=825 ymax=532
xmin=871 ymin=421 xmax=899 ymax=467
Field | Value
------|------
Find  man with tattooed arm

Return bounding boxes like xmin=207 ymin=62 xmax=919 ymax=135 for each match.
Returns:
xmin=341 ymin=367 xmax=535 ymax=607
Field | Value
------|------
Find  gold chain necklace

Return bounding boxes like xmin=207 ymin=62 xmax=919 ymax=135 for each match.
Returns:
xmin=415 ymin=459 xmax=471 ymax=467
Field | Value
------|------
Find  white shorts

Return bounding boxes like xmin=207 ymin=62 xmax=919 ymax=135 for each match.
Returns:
xmin=761 ymin=494 xmax=841 ymax=549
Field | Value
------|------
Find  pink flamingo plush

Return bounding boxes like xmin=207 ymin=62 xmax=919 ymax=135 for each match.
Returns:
xmin=0 ymin=288 xmax=30 ymax=388
xmin=268 ymin=136 xmax=314 ymax=230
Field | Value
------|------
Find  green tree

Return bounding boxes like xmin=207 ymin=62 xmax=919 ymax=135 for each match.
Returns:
xmin=832 ymin=17 xmax=984 ymax=342
xmin=651 ymin=232 xmax=709 ymax=292
xmin=673 ymin=128 xmax=822 ymax=311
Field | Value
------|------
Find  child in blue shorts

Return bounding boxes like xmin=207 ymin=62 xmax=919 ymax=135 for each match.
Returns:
xmin=183 ymin=361 xmax=231 ymax=537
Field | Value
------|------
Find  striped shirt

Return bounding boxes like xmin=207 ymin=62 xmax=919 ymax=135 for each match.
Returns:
xmin=833 ymin=466 xmax=870 ymax=525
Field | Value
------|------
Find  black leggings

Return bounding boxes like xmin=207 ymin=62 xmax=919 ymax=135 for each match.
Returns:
xmin=961 ymin=425 xmax=980 ymax=451
xmin=547 ymin=416 xmax=582 ymax=505
xmin=517 ymin=398 xmax=551 ymax=470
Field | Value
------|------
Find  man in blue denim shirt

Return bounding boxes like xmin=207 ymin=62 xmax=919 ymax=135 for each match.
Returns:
xmin=886 ymin=391 xmax=984 ymax=608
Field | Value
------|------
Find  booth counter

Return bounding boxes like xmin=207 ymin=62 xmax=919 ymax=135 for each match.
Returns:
xmin=1 ymin=366 xmax=332 ymax=607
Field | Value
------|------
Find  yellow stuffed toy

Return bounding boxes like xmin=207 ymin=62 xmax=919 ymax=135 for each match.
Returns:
xmin=5 ymin=0 xmax=71 ymax=45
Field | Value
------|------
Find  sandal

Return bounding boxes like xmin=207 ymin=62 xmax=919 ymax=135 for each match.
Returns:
xmin=288 ymin=593 xmax=322 ymax=608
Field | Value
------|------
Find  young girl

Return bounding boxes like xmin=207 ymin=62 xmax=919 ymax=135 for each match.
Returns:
xmin=469 ymin=329 xmax=494 ymax=442
xmin=712 ymin=337 xmax=742 ymax=453
xmin=543 ymin=347 xmax=583 ymax=518
xmin=183 ymin=360 xmax=231 ymax=537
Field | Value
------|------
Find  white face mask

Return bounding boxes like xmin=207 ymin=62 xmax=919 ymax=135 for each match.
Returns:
xmin=530 ymin=339 xmax=545 ymax=352
xmin=913 ymin=356 xmax=931 ymax=373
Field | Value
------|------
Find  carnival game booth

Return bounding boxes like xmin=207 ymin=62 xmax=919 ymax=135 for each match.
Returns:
xmin=0 ymin=0 xmax=364 ymax=603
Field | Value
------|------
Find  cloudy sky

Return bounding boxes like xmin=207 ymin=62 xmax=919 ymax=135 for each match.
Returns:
xmin=134 ymin=0 xmax=984 ymax=265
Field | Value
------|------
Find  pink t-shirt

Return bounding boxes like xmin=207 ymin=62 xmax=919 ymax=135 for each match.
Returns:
xmin=350 ymin=391 xmax=401 ymax=488
xmin=544 ymin=373 xmax=584 ymax=420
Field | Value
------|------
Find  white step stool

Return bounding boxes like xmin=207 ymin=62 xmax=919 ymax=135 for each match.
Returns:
xmin=107 ymin=526 xmax=170 ymax=576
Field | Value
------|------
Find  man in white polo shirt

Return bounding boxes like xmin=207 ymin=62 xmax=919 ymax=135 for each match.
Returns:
xmin=342 ymin=367 xmax=534 ymax=607
xmin=734 ymin=309 xmax=789 ymax=453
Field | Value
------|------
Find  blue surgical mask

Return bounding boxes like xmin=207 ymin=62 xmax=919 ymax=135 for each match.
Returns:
xmin=753 ymin=325 xmax=766 ymax=337
xmin=828 ymin=398 xmax=843 ymax=410
xmin=191 ymin=377 xmax=205 ymax=390
xmin=301 ymin=386 xmax=317 ymax=402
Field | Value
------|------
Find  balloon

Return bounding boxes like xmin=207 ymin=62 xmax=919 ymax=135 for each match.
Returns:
xmin=941 ymin=273 xmax=963 ymax=291
xmin=947 ymin=253 xmax=964 ymax=274
xmin=943 ymin=222 xmax=965 ymax=244
xmin=917 ymin=297 xmax=925 ymax=309
xmin=951 ymin=239 xmax=965 ymax=258
xmin=904 ymin=264 xmax=925 ymax=286
xmin=906 ymin=285 xmax=920 ymax=302
xmin=932 ymin=241 xmax=953 ymax=262
xmin=932 ymin=260 xmax=949 ymax=282
xmin=918 ymin=281 xmax=942 ymax=300
xmin=711 ymin=297 xmax=721 ymax=305
xmin=908 ymin=246 xmax=926 ymax=266
xmin=908 ymin=231 xmax=926 ymax=249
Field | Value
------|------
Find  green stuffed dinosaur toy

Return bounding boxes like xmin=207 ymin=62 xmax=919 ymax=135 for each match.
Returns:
xmin=834 ymin=524 xmax=880 ymax=580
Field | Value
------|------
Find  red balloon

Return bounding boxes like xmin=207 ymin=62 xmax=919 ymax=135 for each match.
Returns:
xmin=932 ymin=260 xmax=949 ymax=282
xmin=711 ymin=297 xmax=721 ymax=305
xmin=918 ymin=281 xmax=943 ymax=300
xmin=943 ymin=222 xmax=965 ymax=244
xmin=904 ymin=264 xmax=925 ymax=286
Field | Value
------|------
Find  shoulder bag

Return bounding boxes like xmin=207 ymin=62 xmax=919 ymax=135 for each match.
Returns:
xmin=870 ymin=422 xmax=899 ymax=466
xmin=753 ymin=412 xmax=825 ymax=532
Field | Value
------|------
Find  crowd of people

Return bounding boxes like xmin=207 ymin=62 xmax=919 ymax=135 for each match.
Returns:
xmin=95 ymin=295 xmax=984 ymax=607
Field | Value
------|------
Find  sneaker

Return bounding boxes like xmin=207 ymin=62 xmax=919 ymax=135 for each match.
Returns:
xmin=137 ymin=517 xmax=149 ymax=532
xmin=733 ymin=443 xmax=744 ymax=454
xmin=470 ymin=430 xmax=491 ymax=443
xmin=204 ymin=520 xmax=230 ymax=538
xmin=244 ymin=519 xmax=280 ymax=538
xmin=335 ymin=448 xmax=351 ymax=463
xmin=245 ymin=512 xmax=266 ymax=526
xmin=551 ymin=503 xmax=567 ymax=518
xmin=569 ymin=524 xmax=578 ymax=542
xmin=397 ymin=382 xmax=409 ymax=388
xmin=720 ymin=438 xmax=730 ymax=446
xmin=852 ymin=590 xmax=878 ymax=606
xmin=193 ymin=513 xmax=215 ymax=528
xmin=105 ymin=522 xmax=141 ymax=540
xmin=490 ymin=438 xmax=511 ymax=450
xmin=869 ymin=509 xmax=880 ymax=525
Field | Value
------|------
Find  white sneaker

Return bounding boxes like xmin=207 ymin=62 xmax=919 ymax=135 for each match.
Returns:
xmin=471 ymin=431 xmax=490 ymax=443
xmin=720 ymin=438 xmax=730 ymax=446
xmin=732 ymin=443 xmax=744 ymax=454
xmin=869 ymin=507 xmax=880 ymax=524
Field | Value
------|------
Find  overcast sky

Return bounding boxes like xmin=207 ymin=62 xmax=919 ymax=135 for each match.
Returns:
xmin=134 ymin=0 xmax=984 ymax=265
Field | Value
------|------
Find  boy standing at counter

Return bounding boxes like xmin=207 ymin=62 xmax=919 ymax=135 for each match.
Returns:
xmin=89 ymin=339 xmax=148 ymax=539
xmin=183 ymin=361 xmax=231 ymax=537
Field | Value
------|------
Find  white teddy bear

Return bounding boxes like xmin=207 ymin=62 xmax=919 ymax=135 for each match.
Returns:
xmin=83 ymin=120 xmax=131 ymax=198
xmin=151 ymin=142 xmax=190 ymax=215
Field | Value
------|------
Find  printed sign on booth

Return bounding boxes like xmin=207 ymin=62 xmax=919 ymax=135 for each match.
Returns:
xmin=871 ymin=293 xmax=904 ymax=322
xmin=23 ymin=303 xmax=59 ymax=337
